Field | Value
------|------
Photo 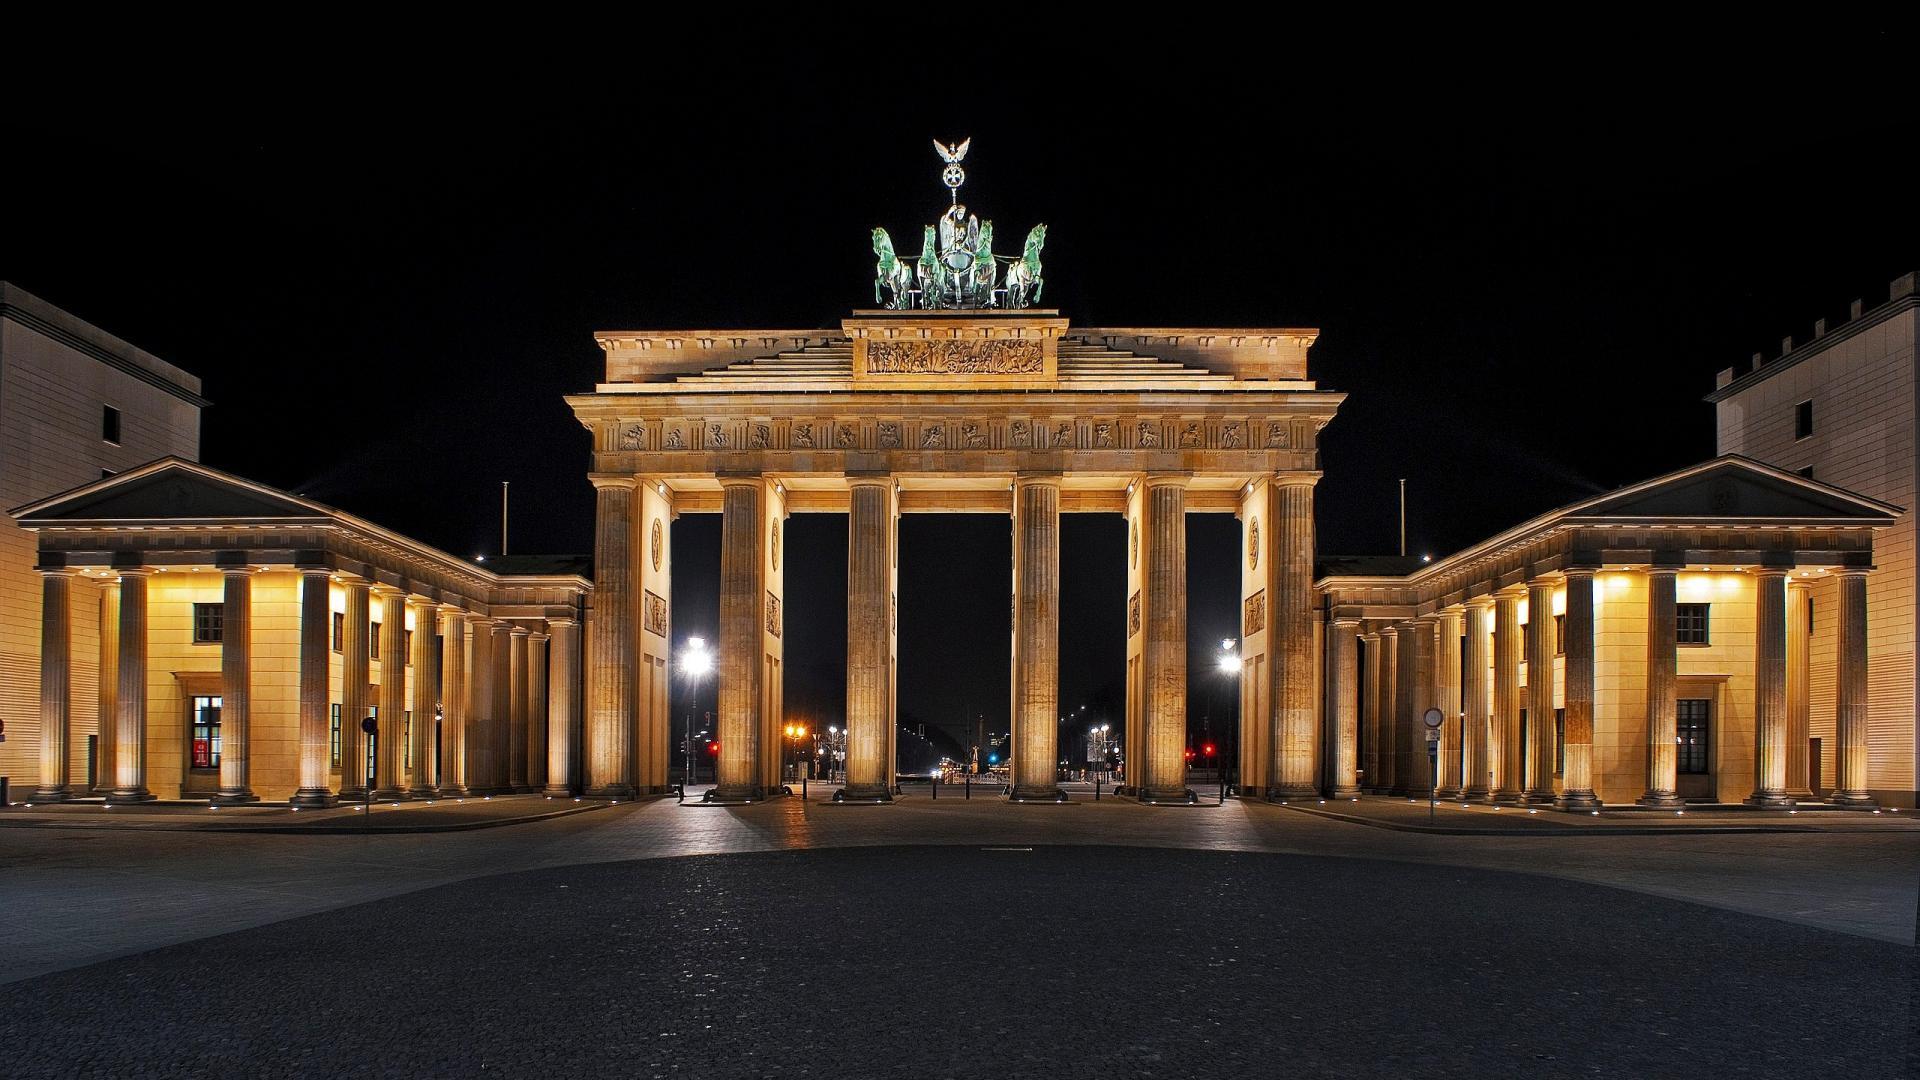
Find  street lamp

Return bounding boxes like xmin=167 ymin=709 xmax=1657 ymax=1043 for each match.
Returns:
xmin=680 ymin=637 xmax=714 ymax=792
xmin=1215 ymin=638 xmax=1239 ymax=798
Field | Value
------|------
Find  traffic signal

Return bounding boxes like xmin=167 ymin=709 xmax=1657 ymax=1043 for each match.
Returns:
xmin=707 ymin=741 xmax=720 ymax=756
xmin=1202 ymin=742 xmax=1216 ymax=757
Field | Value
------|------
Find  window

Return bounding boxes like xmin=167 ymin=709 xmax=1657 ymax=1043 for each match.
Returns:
xmin=330 ymin=704 xmax=342 ymax=766
xmin=1797 ymin=465 xmax=1814 ymax=480
xmin=404 ymin=711 xmax=412 ymax=769
xmin=1795 ymin=399 xmax=1813 ymax=439
xmin=193 ymin=603 xmax=224 ymax=644
xmin=1554 ymin=708 xmax=1566 ymax=777
xmin=100 ymin=468 xmax=115 ymax=480
xmin=1807 ymin=597 xmax=1815 ymax=634
xmin=1676 ymin=603 xmax=1710 ymax=645
xmin=370 ymin=622 xmax=381 ymax=660
xmin=102 ymin=404 xmax=121 ymax=444
xmin=404 ymin=628 xmax=414 ymax=665
xmin=1676 ymin=698 xmax=1710 ymax=774
xmin=1553 ymin=614 xmax=1566 ymax=656
xmin=190 ymin=695 xmax=222 ymax=769
xmin=331 ymin=612 xmax=344 ymax=652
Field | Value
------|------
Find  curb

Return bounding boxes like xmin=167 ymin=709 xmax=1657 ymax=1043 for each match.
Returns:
xmin=1273 ymin=801 xmax=1819 ymax=836
xmin=0 ymin=801 xmax=614 ymax=835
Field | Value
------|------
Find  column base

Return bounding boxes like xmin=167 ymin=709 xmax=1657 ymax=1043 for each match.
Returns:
xmin=371 ymin=787 xmax=409 ymax=801
xmin=106 ymin=790 xmax=157 ymax=804
xmin=1008 ymin=787 xmax=1069 ymax=803
xmin=1459 ymin=786 xmax=1490 ymax=800
xmin=290 ymin=789 xmax=337 ymax=808
xmin=1326 ymin=785 xmax=1363 ymax=799
xmin=541 ymin=785 xmax=575 ymax=799
xmin=1271 ymin=784 xmax=1319 ymax=802
xmin=1140 ymin=787 xmax=1198 ymax=805
xmin=1829 ymin=792 xmax=1879 ymax=810
xmin=436 ymin=784 xmax=471 ymax=798
xmin=336 ymin=787 xmax=369 ymax=802
xmin=835 ymin=786 xmax=894 ymax=804
xmin=1519 ymin=789 xmax=1558 ymax=805
xmin=1553 ymin=790 xmax=1601 ymax=811
xmin=1743 ymin=793 xmax=1797 ymax=809
xmin=408 ymin=786 xmax=439 ymax=801
xmin=1434 ymin=787 xmax=1463 ymax=801
xmin=1636 ymin=791 xmax=1685 ymax=808
xmin=210 ymin=790 xmax=259 ymax=805
xmin=28 ymin=789 xmax=72 ymax=803
xmin=585 ymin=784 xmax=635 ymax=799
xmin=1488 ymin=790 xmax=1524 ymax=804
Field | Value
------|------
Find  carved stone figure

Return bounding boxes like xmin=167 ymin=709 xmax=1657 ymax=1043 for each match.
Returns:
xmin=1265 ymin=421 xmax=1288 ymax=448
xmin=1179 ymin=422 xmax=1203 ymax=448
xmin=871 ymin=228 xmax=917 ymax=310
xmin=1222 ymin=422 xmax=1245 ymax=449
xmin=963 ymin=423 xmax=988 ymax=448
xmin=665 ymin=427 xmax=685 ymax=450
xmin=1244 ymin=591 xmax=1266 ymax=635
xmin=921 ymin=425 xmax=946 ymax=449
xmin=836 ymin=423 xmax=858 ymax=448
xmin=1248 ymin=517 xmax=1259 ymax=571
xmin=1004 ymin=224 xmax=1046 ymax=307
xmin=644 ymin=590 xmax=669 ymax=636
xmin=1137 ymin=421 xmax=1161 ymax=448
xmin=765 ymin=592 xmax=782 ymax=637
xmin=1010 ymin=419 xmax=1032 ymax=447
xmin=867 ymin=338 xmax=1042 ymax=375
xmin=879 ymin=422 xmax=901 ymax=449
xmin=1128 ymin=591 xmax=1141 ymax=638
xmin=749 ymin=424 xmax=770 ymax=449
xmin=1052 ymin=422 xmax=1073 ymax=448
xmin=793 ymin=423 xmax=815 ymax=448
xmin=707 ymin=423 xmax=730 ymax=448
xmin=618 ymin=424 xmax=646 ymax=450
xmin=1094 ymin=422 xmax=1114 ymax=448
xmin=652 ymin=519 xmax=664 ymax=571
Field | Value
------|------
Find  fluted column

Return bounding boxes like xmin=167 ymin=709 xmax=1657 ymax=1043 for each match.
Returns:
xmin=1461 ymin=601 xmax=1491 ymax=799
xmin=1013 ymin=473 xmax=1068 ymax=802
xmin=1435 ymin=609 xmax=1463 ymax=798
xmin=844 ymin=477 xmax=897 ymax=802
xmin=1746 ymin=568 xmax=1793 ymax=807
xmin=374 ymin=590 xmax=407 ymax=799
xmin=292 ymin=569 xmax=335 ymax=806
xmin=527 ymin=630 xmax=548 ymax=793
xmin=1327 ymin=617 xmax=1361 ymax=797
xmin=408 ymin=598 xmax=438 ymax=798
xmin=544 ymin=616 xmax=580 ymax=797
xmin=1360 ymin=630 xmax=1382 ymax=792
xmin=586 ymin=476 xmax=637 ymax=798
xmin=108 ymin=567 xmax=154 ymax=803
xmin=214 ymin=567 xmax=258 ymax=803
xmin=1639 ymin=565 xmax=1682 ymax=806
xmin=1522 ymin=580 xmax=1557 ymax=804
xmin=489 ymin=620 xmax=512 ymax=794
xmin=95 ymin=581 xmax=119 ymax=795
xmin=35 ymin=567 xmax=74 ymax=802
xmin=1491 ymin=587 xmax=1523 ymax=802
xmin=509 ymin=625 xmax=530 ymax=791
xmin=439 ymin=609 xmax=469 ymax=796
xmin=1375 ymin=626 xmax=1399 ymax=793
xmin=1831 ymin=568 xmax=1876 ymax=808
xmin=1404 ymin=616 xmax=1436 ymax=795
xmin=1785 ymin=581 xmax=1813 ymax=799
xmin=338 ymin=580 xmax=372 ymax=800
xmin=1272 ymin=475 xmax=1319 ymax=800
xmin=715 ymin=477 xmax=770 ymax=800
xmin=1555 ymin=568 xmax=1599 ymax=809
xmin=1392 ymin=621 xmax=1418 ymax=795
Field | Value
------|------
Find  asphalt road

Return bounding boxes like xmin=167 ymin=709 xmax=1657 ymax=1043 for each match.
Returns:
xmin=0 ymin=845 xmax=1911 ymax=1079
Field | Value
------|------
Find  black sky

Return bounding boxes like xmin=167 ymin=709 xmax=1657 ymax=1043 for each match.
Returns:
xmin=7 ymin=38 xmax=1915 ymax=755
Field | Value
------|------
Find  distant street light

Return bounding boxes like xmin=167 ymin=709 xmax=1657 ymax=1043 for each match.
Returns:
xmin=680 ymin=637 xmax=714 ymax=792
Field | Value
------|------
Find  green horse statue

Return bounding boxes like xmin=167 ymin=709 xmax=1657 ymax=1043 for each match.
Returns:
xmin=915 ymin=224 xmax=942 ymax=307
xmin=871 ymin=228 xmax=916 ymax=309
xmin=1004 ymin=224 xmax=1046 ymax=307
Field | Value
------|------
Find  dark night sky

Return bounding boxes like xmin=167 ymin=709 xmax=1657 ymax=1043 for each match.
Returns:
xmin=8 ymin=41 xmax=1915 ymax=756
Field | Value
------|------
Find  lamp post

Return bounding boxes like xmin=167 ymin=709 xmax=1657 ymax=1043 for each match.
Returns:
xmin=1216 ymin=638 xmax=1239 ymax=795
xmin=679 ymin=637 xmax=713 ymax=797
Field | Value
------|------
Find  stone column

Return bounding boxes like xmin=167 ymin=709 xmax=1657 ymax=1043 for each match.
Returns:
xmin=1392 ymin=621 xmax=1418 ymax=795
xmin=1746 ymin=568 xmax=1794 ymax=807
xmin=439 ymin=609 xmax=469 ymax=796
xmin=338 ymin=580 xmax=372 ymax=800
xmin=95 ymin=580 xmax=119 ymax=795
xmin=489 ymin=620 xmax=512 ymax=794
xmin=1272 ymin=475 xmax=1319 ymax=800
xmin=1555 ymin=568 xmax=1599 ymax=809
xmin=1435 ymin=609 xmax=1463 ymax=798
xmin=1785 ymin=581 xmax=1813 ymax=799
xmin=1522 ymin=579 xmax=1557 ymax=804
xmin=292 ymin=569 xmax=335 ymax=807
xmin=1462 ymin=601 xmax=1491 ymax=799
xmin=715 ymin=476 xmax=770 ymax=801
xmin=527 ymin=630 xmax=548 ymax=793
xmin=586 ymin=476 xmax=637 ymax=798
xmin=844 ymin=477 xmax=897 ymax=802
xmin=1492 ymin=587 xmax=1523 ymax=802
xmin=544 ymin=616 xmax=580 ymax=797
xmin=408 ymin=598 xmax=438 ymax=798
xmin=1375 ymin=625 xmax=1399 ymax=793
xmin=467 ymin=613 xmax=495 ymax=792
xmin=509 ymin=625 xmax=530 ymax=791
xmin=108 ymin=567 xmax=154 ymax=803
xmin=1638 ymin=565 xmax=1682 ymax=806
xmin=214 ymin=567 xmax=258 ymax=803
xmin=1013 ymin=473 xmax=1068 ymax=802
xmin=374 ymin=590 xmax=408 ymax=800
xmin=1360 ymin=630 xmax=1381 ymax=793
xmin=34 ymin=567 xmax=74 ymax=802
xmin=1831 ymin=568 xmax=1876 ymax=808
xmin=1327 ymin=617 xmax=1361 ymax=797
xmin=1405 ymin=616 xmax=1435 ymax=796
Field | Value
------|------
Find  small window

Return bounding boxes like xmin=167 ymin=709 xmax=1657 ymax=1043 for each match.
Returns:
xmin=1795 ymin=400 xmax=1813 ymax=439
xmin=1797 ymin=465 xmax=1814 ymax=480
xmin=404 ymin=628 xmax=414 ymax=666
xmin=100 ymin=468 xmax=115 ymax=480
xmin=370 ymin=622 xmax=381 ymax=660
xmin=331 ymin=612 xmax=344 ymax=652
xmin=330 ymin=704 xmax=342 ymax=766
xmin=193 ymin=603 xmax=224 ymax=644
xmin=1676 ymin=603 xmax=1710 ymax=645
xmin=190 ymin=694 xmax=222 ymax=768
xmin=102 ymin=405 xmax=121 ymax=444
xmin=1554 ymin=708 xmax=1566 ymax=778
xmin=1677 ymin=698 xmax=1710 ymax=774
xmin=1553 ymin=614 xmax=1566 ymax=656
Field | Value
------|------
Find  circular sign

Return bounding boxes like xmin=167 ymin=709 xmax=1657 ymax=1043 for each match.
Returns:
xmin=360 ymin=716 xmax=379 ymax=735
xmin=1422 ymin=707 xmax=1445 ymax=730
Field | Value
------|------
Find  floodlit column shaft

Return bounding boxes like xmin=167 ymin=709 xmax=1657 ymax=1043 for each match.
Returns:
xmin=1555 ymin=569 xmax=1599 ymax=809
xmin=338 ymin=581 xmax=372 ymax=799
xmin=1273 ymin=476 xmax=1318 ymax=799
xmin=1328 ymin=618 xmax=1361 ymax=797
xmin=1138 ymin=477 xmax=1187 ymax=802
xmin=1436 ymin=611 xmax=1463 ymax=797
xmin=440 ymin=611 xmax=469 ymax=796
xmin=1491 ymin=590 xmax=1523 ymax=801
xmin=1013 ymin=475 xmax=1066 ymax=800
xmin=35 ymin=569 xmax=74 ymax=801
xmin=1746 ymin=569 xmax=1792 ymax=807
xmin=1407 ymin=617 xmax=1435 ymax=794
xmin=586 ymin=477 xmax=637 ymax=797
xmin=1786 ymin=582 xmax=1813 ymax=799
xmin=409 ymin=599 xmax=438 ymax=797
xmin=1639 ymin=568 xmax=1681 ymax=806
xmin=1461 ymin=603 xmax=1491 ymax=799
xmin=544 ymin=618 xmax=580 ymax=797
xmin=292 ymin=570 xmax=335 ymax=806
xmin=96 ymin=582 xmax=119 ymax=794
xmin=510 ymin=626 xmax=530 ymax=791
xmin=527 ymin=631 xmax=548 ymax=792
xmin=1393 ymin=622 xmax=1417 ymax=794
xmin=1376 ymin=627 xmax=1399 ymax=792
xmin=375 ymin=591 xmax=407 ymax=798
xmin=1360 ymin=631 xmax=1382 ymax=790
xmin=1522 ymin=581 xmax=1556 ymax=803
xmin=1832 ymin=570 xmax=1875 ymax=808
xmin=716 ymin=478 xmax=769 ymax=799
xmin=215 ymin=569 xmax=257 ymax=803
xmin=844 ymin=479 xmax=896 ymax=801
xmin=490 ymin=622 xmax=512 ymax=792
xmin=111 ymin=568 xmax=154 ymax=802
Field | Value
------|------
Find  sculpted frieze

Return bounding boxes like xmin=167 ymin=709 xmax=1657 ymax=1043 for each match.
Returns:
xmin=1010 ymin=419 xmax=1032 ymax=447
xmin=618 ymin=423 xmax=647 ymax=450
xmin=879 ymin=422 xmax=901 ymax=449
xmin=867 ymin=338 xmax=1043 ymax=375
xmin=614 ymin=412 xmax=1313 ymax=456
xmin=793 ymin=423 xmax=816 ymax=448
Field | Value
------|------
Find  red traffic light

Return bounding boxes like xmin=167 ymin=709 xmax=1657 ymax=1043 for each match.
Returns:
xmin=1184 ymin=748 xmax=1195 ymax=760
xmin=1202 ymin=743 xmax=1216 ymax=756
xmin=707 ymin=741 xmax=721 ymax=756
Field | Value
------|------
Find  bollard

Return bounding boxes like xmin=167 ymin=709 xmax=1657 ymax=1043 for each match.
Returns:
xmin=964 ymin=775 xmax=971 ymax=800
xmin=931 ymin=774 xmax=937 ymax=800
xmin=1095 ymin=778 xmax=1101 ymax=802
xmin=801 ymin=775 xmax=807 ymax=802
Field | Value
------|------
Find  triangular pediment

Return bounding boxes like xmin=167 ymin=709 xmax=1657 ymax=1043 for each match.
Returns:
xmin=13 ymin=459 xmax=328 ymax=524
xmin=1568 ymin=458 xmax=1900 ymax=523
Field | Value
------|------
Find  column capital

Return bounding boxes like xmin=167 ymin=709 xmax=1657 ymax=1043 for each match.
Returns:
xmin=1142 ymin=472 xmax=1192 ymax=488
xmin=716 ymin=472 xmax=767 ymax=487
xmin=1751 ymin=565 xmax=1791 ymax=580
xmin=544 ymin=614 xmax=579 ymax=629
xmin=1329 ymin=615 xmax=1363 ymax=630
xmin=510 ymin=624 xmax=532 ymax=639
xmin=1272 ymin=471 xmax=1322 ymax=489
xmin=589 ymin=474 xmax=639 ymax=491
xmin=35 ymin=564 xmax=76 ymax=578
xmin=1494 ymin=582 xmax=1527 ymax=598
xmin=1378 ymin=623 xmax=1400 ymax=639
xmin=1467 ymin=593 xmax=1498 ymax=610
xmin=844 ymin=472 xmax=894 ymax=489
xmin=115 ymin=565 xmax=154 ymax=580
xmin=1013 ymin=471 xmax=1063 ymax=487
xmin=529 ymin=631 xmax=550 ymax=643
xmin=1832 ymin=565 xmax=1872 ymax=578
xmin=1563 ymin=565 xmax=1599 ymax=580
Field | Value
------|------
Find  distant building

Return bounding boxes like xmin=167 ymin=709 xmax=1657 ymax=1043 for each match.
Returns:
xmin=0 ymin=283 xmax=203 ymax=793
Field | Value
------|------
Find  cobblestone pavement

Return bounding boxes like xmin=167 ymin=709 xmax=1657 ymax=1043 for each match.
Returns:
xmin=0 ymin=791 xmax=1915 ymax=989
xmin=0 ymin=845 xmax=1912 ymax=1079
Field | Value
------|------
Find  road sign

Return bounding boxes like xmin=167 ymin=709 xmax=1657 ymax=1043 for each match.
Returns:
xmin=1422 ymin=707 xmax=1444 ymax=729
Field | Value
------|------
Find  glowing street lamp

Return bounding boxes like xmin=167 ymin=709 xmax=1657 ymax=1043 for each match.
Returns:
xmin=679 ymin=637 xmax=714 ymax=792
